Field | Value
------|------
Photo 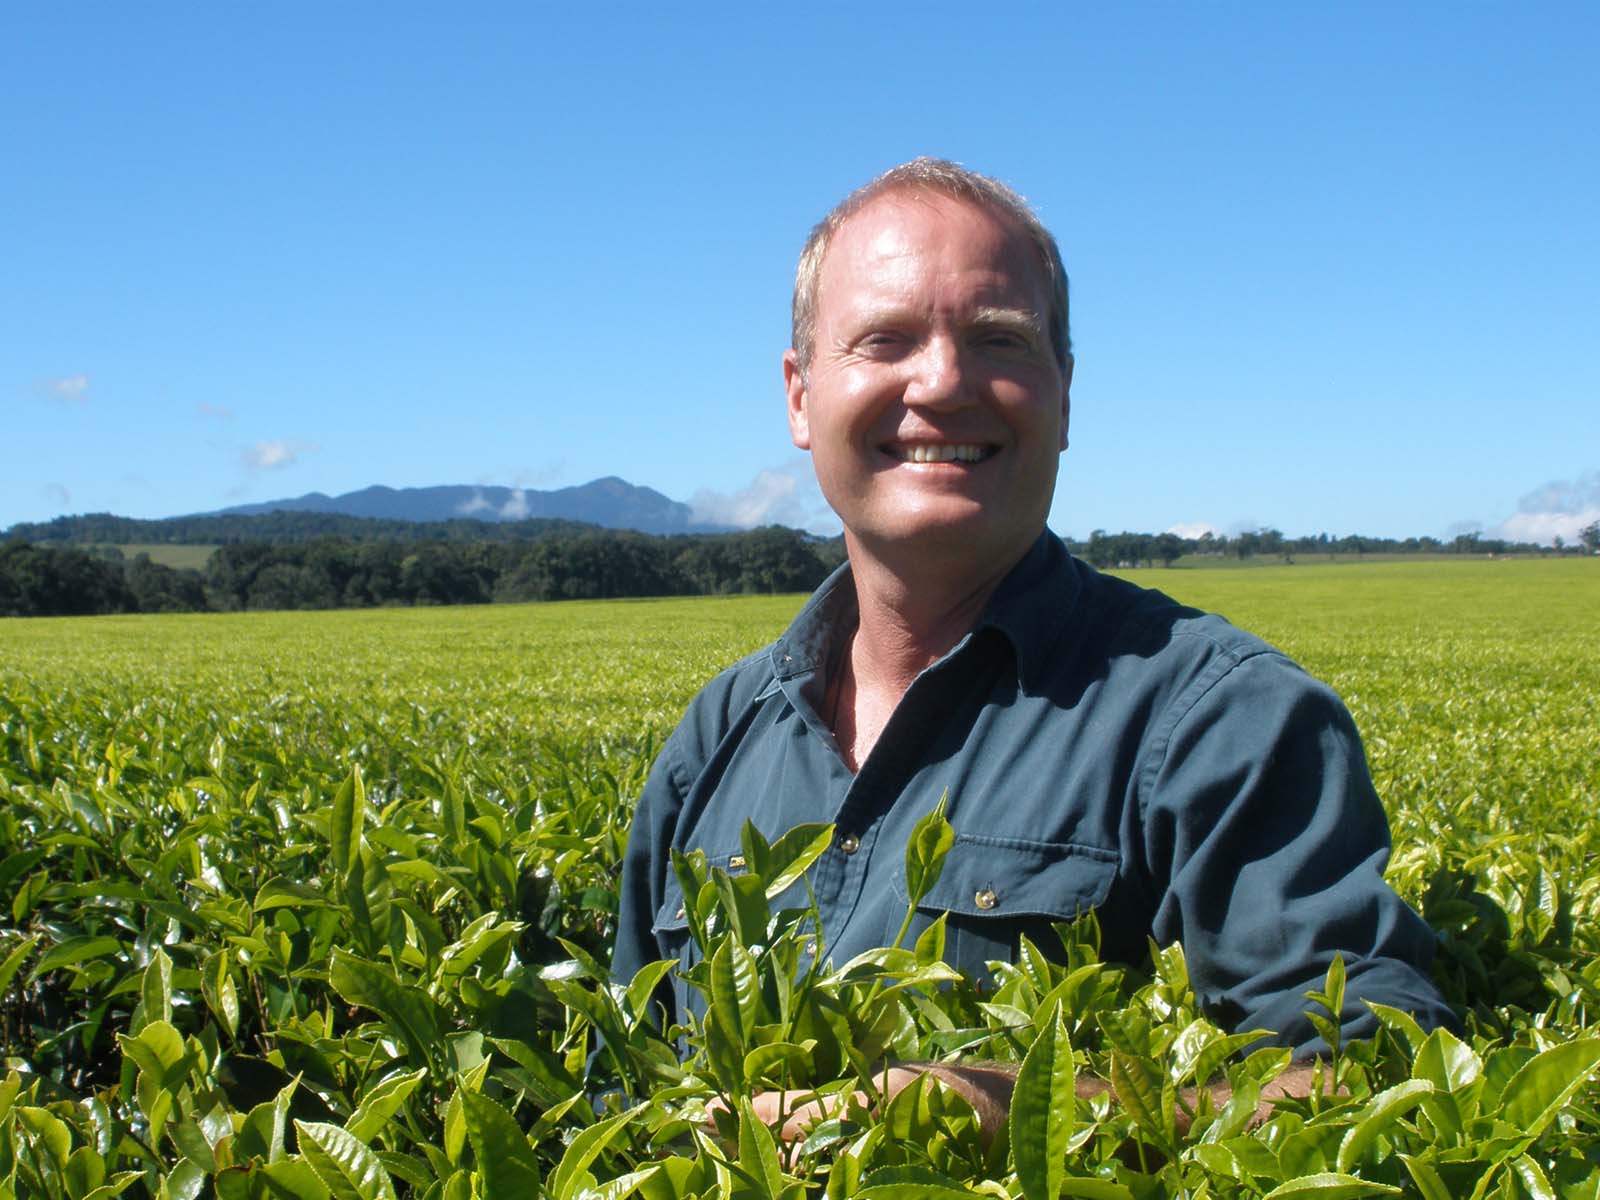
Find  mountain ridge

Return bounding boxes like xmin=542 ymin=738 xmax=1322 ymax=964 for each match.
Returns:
xmin=202 ymin=476 xmax=731 ymax=535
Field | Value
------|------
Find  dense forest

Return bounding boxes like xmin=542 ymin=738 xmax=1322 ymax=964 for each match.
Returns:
xmin=1 ymin=511 xmax=1593 ymax=618
xmin=0 ymin=525 xmax=842 ymax=617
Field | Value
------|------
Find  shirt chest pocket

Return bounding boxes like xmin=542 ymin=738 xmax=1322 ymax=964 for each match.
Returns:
xmin=890 ymin=834 xmax=1119 ymax=985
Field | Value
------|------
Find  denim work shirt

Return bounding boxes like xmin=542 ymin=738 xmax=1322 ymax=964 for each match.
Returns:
xmin=610 ymin=532 xmax=1454 ymax=1054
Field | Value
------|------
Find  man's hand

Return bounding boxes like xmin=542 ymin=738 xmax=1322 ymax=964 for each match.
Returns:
xmin=703 ymin=1065 xmax=924 ymax=1143
xmin=716 ymin=1059 xmax=1331 ymax=1145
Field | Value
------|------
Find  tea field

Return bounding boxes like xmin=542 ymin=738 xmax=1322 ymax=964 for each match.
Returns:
xmin=2 ymin=559 xmax=1598 ymax=1198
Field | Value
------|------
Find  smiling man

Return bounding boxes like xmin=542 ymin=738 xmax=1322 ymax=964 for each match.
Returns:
xmin=611 ymin=158 xmax=1454 ymax=1129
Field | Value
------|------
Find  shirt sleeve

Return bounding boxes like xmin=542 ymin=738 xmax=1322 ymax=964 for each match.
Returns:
xmin=1138 ymin=649 xmax=1456 ymax=1056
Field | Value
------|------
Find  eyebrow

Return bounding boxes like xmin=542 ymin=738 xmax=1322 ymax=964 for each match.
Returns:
xmin=968 ymin=306 xmax=1044 ymax=334
xmin=843 ymin=304 xmax=1044 ymax=336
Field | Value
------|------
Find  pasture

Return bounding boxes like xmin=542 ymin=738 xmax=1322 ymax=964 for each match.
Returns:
xmin=2 ymin=558 xmax=1597 ymax=1197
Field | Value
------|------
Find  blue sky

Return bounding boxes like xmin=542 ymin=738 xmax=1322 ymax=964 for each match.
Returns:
xmin=5 ymin=3 xmax=1597 ymax=543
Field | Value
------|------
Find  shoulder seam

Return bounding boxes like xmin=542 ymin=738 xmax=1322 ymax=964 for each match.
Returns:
xmin=1134 ymin=643 xmax=1295 ymax=809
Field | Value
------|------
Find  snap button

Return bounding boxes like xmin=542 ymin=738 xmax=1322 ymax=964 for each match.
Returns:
xmin=974 ymin=888 xmax=998 ymax=910
xmin=728 ymin=855 xmax=746 ymax=870
xmin=838 ymin=833 xmax=861 ymax=855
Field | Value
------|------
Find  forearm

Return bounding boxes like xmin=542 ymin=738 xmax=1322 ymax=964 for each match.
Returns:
xmin=742 ymin=1058 xmax=1327 ymax=1144
xmin=875 ymin=1059 xmax=1326 ymax=1142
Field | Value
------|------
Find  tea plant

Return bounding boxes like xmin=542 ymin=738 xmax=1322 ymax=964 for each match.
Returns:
xmin=2 ymin=559 xmax=1597 ymax=1196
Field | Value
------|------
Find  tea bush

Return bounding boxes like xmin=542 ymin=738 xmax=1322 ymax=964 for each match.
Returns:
xmin=1 ymin=561 xmax=1597 ymax=1198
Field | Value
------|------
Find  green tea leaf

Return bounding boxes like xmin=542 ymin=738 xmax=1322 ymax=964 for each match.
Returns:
xmin=1412 ymin=1027 xmax=1482 ymax=1092
xmin=1397 ymin=1153 xmax=1453 ymax=1200
xmin=1109 ymin=1050 xmax=1170 ymax=1151
xmin=855 ymin=1164 xmax=979 ymax=1197
xmin=30 ymin=934 xmax=123 ymax=978
xmin=1336 ymin=1078 xmax=1433 ymax=1172
xmin=762 ymin=822 xmax=835 ymax=899
xmin=346 ymin=1068 xmax=427 ymax=1144
xmin=550 ymin=1105 xmax=640 ymax=1200
xmin=459 ymin=1088 xmax=542 ymax=1197
xmin=709 ymin=938 xmax=761 ymax=1046
xmin=1012 ymin=1005 xmax=1074 ymax=1200
xmin=0 ymin=934 xmax=38 ymax=999
xmin=328 ymin=949 xmax=442 ymax=1069
xmin=1498 ymin=1036 xmax=1600 ymax=1142
xmin=260 ymin=1159 xmax=333 ymax=1200
xmin=738 ymin=1097 xmax=785 ymax=1200
xmin=1261 ymin=1173 xmax=1402 ymax=1198
xmin=902 ymin=795 xmax=953 ymax=908
xmin=1510 ymin=1153 xmax=1556 ymax=1200
xmin=330 ymin=765 xmax=366 ymax=882
xmin=295 ymin=1120 xmax=399 ymax=1200
xmin=137 ymin=946 xmax=174 ymax=1033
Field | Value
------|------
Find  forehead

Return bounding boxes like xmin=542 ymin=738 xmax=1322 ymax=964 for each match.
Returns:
xmin=817 ymin=190 xmax=1048 ymax=319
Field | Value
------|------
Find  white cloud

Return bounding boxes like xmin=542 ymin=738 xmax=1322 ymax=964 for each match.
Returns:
xmin=690 ymin=460 xmax=839 ymax=533
xmin=39 ymin=374 xmax=89 ymax=404
xmin=1495 ymin=508 xmax=1600 ymax=545
xmin=1165 ymin=521 xmax=1220 ymax=540
xmin=454 ymin=487 xmax=548 ymax=520
xmin=1490 ymin=470 xmax=1600 ymax=545
xmin=243 ymin=439 xmax=316 ymax=470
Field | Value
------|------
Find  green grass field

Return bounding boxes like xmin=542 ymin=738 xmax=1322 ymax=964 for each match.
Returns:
xmin=92 ymin=542 xmax=219 ymax=570
xmin=3 ymin=558 xmax=1598 ymax=1196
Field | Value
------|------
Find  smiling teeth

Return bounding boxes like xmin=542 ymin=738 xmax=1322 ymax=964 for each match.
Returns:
xmin=897 ymin=444 xmax=989 ymax=463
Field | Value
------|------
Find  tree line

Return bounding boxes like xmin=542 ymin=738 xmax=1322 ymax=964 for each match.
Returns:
xmin=0 ymin=527 xmax=844 ymax=618
xmin=3 ymin=516 xmax=1594 ymax=619
xmin=1076 ymin=526 xmax=1596 ymax=568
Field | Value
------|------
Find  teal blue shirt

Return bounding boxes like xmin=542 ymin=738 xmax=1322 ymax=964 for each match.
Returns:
xmin=611 ymin=532 xmax=1452 ymax=1053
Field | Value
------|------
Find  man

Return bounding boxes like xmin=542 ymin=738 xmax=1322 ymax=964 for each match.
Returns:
xmin=611 ymin=158 xmax=1453 ymax=1130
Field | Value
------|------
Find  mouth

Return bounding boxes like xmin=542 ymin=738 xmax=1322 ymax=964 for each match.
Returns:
xmin=884 ymin=442 xmax=997 ymax=465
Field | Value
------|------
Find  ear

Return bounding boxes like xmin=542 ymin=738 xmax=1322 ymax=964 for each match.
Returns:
xmin=1058 ymin=355 xmax=1074 ymax=452
xmin=783 ymin=348 xmax=811 ymax=450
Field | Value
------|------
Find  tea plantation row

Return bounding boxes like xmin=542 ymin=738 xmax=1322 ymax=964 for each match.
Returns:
xmin=1 ymin=560 xmax=1597 ymax=1198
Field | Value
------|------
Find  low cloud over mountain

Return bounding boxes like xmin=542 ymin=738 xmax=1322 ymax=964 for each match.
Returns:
xmin=689 ymin=461 xmax=839 ymax=534
xmin=210 ymin=477 xmax=735 ymax=536
xmin=1491 ymin=470 xmax=1600 ymax=545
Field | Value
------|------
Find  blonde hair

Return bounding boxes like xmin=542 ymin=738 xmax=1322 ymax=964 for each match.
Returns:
xmin=791 ymin=157 xmax=1071 ymax=379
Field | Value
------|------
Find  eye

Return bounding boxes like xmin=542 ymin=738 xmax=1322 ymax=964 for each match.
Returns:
xmin=975 ymin=328 xmax=1033 ymax=353
xmin=856 ymin=330 xmax=909 ymax=356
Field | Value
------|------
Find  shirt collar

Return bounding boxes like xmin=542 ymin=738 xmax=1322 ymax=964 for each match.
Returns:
xmin=770 ymin=559 xmax=857 ymax=681
xmin=770 ymin=530 xmax=1081 ymax=698
xmin=971 ymin=530 xmax=1083 ymax=697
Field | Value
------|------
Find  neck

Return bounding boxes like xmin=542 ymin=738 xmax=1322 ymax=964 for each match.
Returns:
xmin=843 ymin=533 xmax=1029 ymax=696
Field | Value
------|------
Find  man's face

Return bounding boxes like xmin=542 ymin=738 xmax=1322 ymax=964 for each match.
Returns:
xmin=785 ymin=191 xmax=1071 ymax=574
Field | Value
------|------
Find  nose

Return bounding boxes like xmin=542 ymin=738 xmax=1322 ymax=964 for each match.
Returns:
xmin=902 ymin=334 xmax=974 ymax=410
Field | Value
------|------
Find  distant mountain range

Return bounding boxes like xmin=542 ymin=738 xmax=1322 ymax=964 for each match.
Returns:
xmin=206 ymin=477 xmax=731 ymax=535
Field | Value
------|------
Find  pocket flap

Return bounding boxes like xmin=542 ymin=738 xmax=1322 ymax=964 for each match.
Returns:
xmin=893 ymin=834 xmax=1118 ymax=920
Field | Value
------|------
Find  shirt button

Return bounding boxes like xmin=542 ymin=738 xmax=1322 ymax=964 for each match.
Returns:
xmin=974 ymin=888 xmax=999 ymax=910
xmin=838 ymin=833 xmax=861 ymax=855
